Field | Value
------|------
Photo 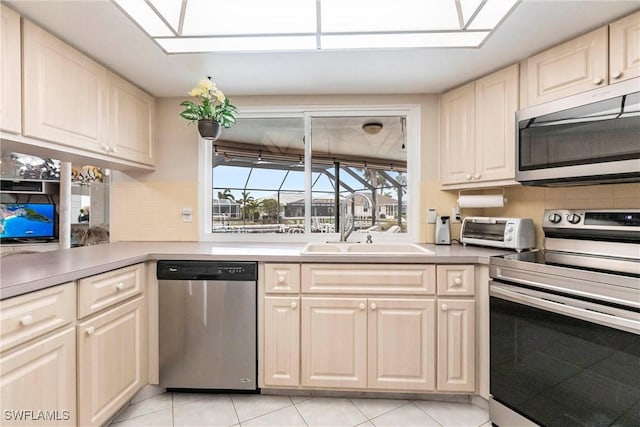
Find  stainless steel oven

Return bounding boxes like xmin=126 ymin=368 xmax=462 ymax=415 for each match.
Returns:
xmin=489 ymin=209 xmax=640 ymax=427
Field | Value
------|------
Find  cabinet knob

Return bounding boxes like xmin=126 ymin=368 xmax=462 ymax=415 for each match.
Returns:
xmin=453 ymin=277 xmax=462 ymax=285
xmin=111 ymin=147 xmax=118 ymax=153
xmin=370 ymin=303 xmax=377 ymax=311
xmin=611 ymin=71 xmax=622 ymax=79
xmin=592 ymin=77 xmax=604 ymax=85
xmin=465 ymin=174 xmax=472 ymax=180
xmin=474 ymin=173 xmax=481 ymax=180
xmin=290 ymin=301 xmax=297 ymax=309
xmin=359 ymin=303 xmax=366 ymax=310
xmin=86 ymin=326 xmax=96 ymax=336
xmin=19 ymin=315 xmax=33 ymax=326
xmin=277 ymin=275 xmax=286 ymax=283
xmin=102 ymin=145 xmax=110 ymax=152
xmin=442 ymin=304 xmax=448 ymax=312
xmin=115 ymin=282 xmax=126 ymax=291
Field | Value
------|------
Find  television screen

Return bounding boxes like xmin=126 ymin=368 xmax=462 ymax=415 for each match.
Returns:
xmin=0 ymin=203 xmax=56 ymax=241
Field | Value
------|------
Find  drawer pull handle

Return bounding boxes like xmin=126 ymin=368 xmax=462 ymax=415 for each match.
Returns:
xmin=370 ymin=303 xmax=377 ymax=311
xmin=611 ymin=71 xmax=622 ymax=79
xmin=86 ymin=326 xmax=96 ymax=336
xmin=592 ymin=77 xmax=603 ymax=85
xmin=277 ymin=275 xmax=286 ymax=283
xmin=115 ymin=283 xmax=126 ymax=291
xmin=442 ymin=304 xmax=448 ymax=312
xmin=453 ymin=277 xmax=462 ymax=285
xmin=474 ymin=173 xmax=481 ymax=180
xmin=19 ymin=315 xmax=33 ymax=326
xmin=290 ymin=301 xmax=297 ymax=309
xmin=359 ymin=303 xmax=366 ymax=311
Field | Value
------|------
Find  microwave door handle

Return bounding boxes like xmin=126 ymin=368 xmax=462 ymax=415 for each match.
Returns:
xmin=490 ymin=284 xmax=640 ymax=334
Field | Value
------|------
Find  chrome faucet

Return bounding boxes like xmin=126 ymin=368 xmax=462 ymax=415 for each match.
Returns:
xmin=340 ymin=193 xmax=373 ymax=242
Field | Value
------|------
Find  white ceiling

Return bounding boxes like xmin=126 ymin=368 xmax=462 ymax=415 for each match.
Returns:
xmin=5 ymin=0 xmax=639 ymax=97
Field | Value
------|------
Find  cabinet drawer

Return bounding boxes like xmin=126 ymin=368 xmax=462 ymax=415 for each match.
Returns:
xmin=265 ymin=264 xmax=300 ymax=293
xmin=437 ymin=265 xmax=475 ymax=296
xmin=78 ymin=263 xmax=144 ymax=318
xmin=301 ymin=264 xmax=435 ymax=295
xmin=0 ymin=283 xmax=75 ymax=353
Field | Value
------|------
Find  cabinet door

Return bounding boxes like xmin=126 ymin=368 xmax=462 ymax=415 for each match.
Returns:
xmin=0 ymin=327 xmax=76 ymax=426
xmin=264 ymin=296 xmax=300 ymax=387
xmin=0 ymin=4 xmax=21 ymax=134
xmin=367 ymin=298 xmax=435 ymax=391
xmin=609 ymin=11 xmax=640 ymax=83
xmin=440 ymin=82 xmax=475 ymax=185
xmin=474 ymin=64 xmax=519 ymax=183
xmin=301 ymin=297 xmax=367 ymax=388
xmin=437 ymin=299 xmax=475 ymax=392
xmin=22 ymin=20 xmax=108 ymax=153
xmin=527 ymin=26 xmax=608 ymax=106
xmin=108 ymin=73 xmax=155 ymax=166
xmin=77 ymin=296 xmax=147 ymax=427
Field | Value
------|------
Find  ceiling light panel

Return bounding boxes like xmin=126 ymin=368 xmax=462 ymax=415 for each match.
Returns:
xmin=147 ymin=0 xmax=183 ymax=33
xmin=467 ymin=0 xmax=519 ymax=30
xmin=181 ymin=0 xmax=317 ymax=36
xmin=321 ymin=31 xmax=490 ymax=49
xmin=156 ymin=35 xmax=318 ymax=53
xmin=321 ymin=0 xmax=460 ymax=32
xmin=113 ymin=0 xmax=174 ymax=37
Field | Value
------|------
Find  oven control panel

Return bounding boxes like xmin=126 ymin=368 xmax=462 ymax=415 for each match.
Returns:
xmin=543 ymin=209 xmax=640 ymax=231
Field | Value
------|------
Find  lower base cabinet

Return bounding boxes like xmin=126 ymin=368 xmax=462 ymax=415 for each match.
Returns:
xmin=263 ymin=296 xmax=300 ymax=387
xmin=300 ymin=297 xmax=436 ymax=391
xmin=0 ymin=327 xmax=76 ymax=426
xmin=77 ymin=295 xmax=147 ymax=426
xmin=437 ymin=298 xmax=475 ymax=392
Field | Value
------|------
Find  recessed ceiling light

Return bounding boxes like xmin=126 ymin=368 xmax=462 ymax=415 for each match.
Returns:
xmin=114 ymin=0 xmax=520 ymax=53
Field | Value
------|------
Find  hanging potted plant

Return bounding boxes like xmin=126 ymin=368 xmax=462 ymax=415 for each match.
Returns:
xmin=179 ymin=77 xmax=238 ymax=140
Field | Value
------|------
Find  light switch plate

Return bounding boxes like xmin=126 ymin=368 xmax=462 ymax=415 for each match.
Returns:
xmin=182 ymin=207 xmax=193 ymax=223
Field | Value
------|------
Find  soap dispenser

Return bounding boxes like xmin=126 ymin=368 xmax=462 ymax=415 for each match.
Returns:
xmin=435 ymin=216 xmax=451 ymax=245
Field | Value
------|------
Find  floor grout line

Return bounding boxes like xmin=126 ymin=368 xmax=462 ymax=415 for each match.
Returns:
xmin=410 ymin=401 xmax=444 ymax=427
xmin=231 ymin=395 xmax=295 ymax=425
xmin=291 ymin=398 xmax=310 ymax=427
xmin=228 ymin=394 xmax=242 ymax=426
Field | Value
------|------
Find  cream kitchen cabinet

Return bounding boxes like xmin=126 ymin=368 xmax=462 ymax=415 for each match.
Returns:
xmin=22 ymin=19 xmax=109 ymax=154
xmin=437 ymin=298 xmax=475 ymax=392
xmin=0 ymin=4 xmax=21 ymax=134
xmin=107 ymin=73 xmax=155 ymax=165
xmin=526 ymin=26 xmax=608 ymax=106
xmin=609 ymin=11 xmax=640 ymax=84
xmin=263 ymin=296 xmax=300 ymax=387
xmin=20 ymin=18 xmax=155 ymax=168
xmin=77 ymin=295 xmax=147 ymax=427
xmin=0 ymin=327 xmax=76 ymax=426
xmin=440 ymin=64 xmax=519 ymax=187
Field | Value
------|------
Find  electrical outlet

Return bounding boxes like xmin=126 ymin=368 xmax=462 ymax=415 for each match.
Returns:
xmin=427 ymin=208 xmax=437 ymax=224
xmin=451 ymin=207 xmax=461 ymax=223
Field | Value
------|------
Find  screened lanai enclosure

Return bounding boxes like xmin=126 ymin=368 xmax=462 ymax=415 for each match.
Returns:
xmin=211 ymin=116 xmax=408 ymax=234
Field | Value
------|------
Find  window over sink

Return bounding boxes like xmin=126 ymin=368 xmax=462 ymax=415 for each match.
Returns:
xmin=199 ymin=106 xmax=421 ymax=242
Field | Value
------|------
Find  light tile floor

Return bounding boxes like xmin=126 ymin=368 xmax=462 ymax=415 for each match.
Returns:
xmin=110 ymin=392 xmax=491 ymax=427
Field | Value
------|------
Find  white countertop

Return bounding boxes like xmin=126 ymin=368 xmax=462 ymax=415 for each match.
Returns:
xmin=0 ymin=241 xmax=510 ymax=300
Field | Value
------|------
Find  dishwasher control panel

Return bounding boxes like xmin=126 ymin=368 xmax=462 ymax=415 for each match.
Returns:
xmin=157 ymin=260 xmax=257 ymax=281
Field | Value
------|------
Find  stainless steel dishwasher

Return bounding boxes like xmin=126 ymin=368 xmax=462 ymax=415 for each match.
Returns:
xmin=157 ymin=260 xmax=257 ymax=390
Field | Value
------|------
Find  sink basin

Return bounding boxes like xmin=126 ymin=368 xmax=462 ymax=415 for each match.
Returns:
xmin=301 ymin=242 xmax=434 ymax=255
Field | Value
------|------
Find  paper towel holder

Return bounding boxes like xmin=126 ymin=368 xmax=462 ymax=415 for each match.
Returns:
xmin=457 ymin=188 xmax=507 ymax=209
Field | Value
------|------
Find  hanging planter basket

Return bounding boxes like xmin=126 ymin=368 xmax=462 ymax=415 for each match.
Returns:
xmin=198 ymin=119 xmax=222 ymax=141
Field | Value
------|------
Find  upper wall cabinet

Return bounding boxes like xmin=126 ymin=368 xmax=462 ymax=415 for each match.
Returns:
xmin=108 ymin=73 xmax=155 ymax=165
xmin=609 ymin=11 xmax=640 ymax=84
xmin=22 ymin=19 xmax=109 ymax=154
xmin=440 ymin=64 xmax=519 ymax=188
xmin=526 ymin=27 xmax=608 ymax=106
xmin=19 ymin=19 xmax=155 ymax=168
xmin=0 ymin=4 xmax=22 ymax=134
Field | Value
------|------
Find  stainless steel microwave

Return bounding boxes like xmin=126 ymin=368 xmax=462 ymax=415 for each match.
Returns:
xmin=516 ymin=77 xmax=640 ymax=186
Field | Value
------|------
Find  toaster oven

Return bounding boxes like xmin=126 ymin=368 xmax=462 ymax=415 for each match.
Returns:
xmin=461 ymin=217 xmax=535 ymax=252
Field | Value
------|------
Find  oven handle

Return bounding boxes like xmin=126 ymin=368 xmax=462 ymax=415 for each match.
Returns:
xmin=490 ymin=281 xmax=640 ymax=335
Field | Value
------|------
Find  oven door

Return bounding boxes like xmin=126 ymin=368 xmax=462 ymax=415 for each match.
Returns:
xmin=490 ymin=281 xmax=640 ymax=427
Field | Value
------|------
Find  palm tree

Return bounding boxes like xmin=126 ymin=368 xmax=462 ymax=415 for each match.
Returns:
xmin=217 ymin=188 xmax=235 ymax=201
xmin=236 ymin=191 xmax=254 ymax=221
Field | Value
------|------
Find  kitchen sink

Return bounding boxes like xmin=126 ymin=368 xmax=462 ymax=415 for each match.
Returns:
xmin=301 ymin=242 xmax=434 ymax=255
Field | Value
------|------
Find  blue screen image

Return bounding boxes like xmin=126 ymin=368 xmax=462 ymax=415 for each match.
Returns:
xmin=0 ymin=203 xmax=55 ymax=239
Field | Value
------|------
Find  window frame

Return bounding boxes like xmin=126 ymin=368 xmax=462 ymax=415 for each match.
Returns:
xmin=198 ymin=104 xmax=421 ymax=242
